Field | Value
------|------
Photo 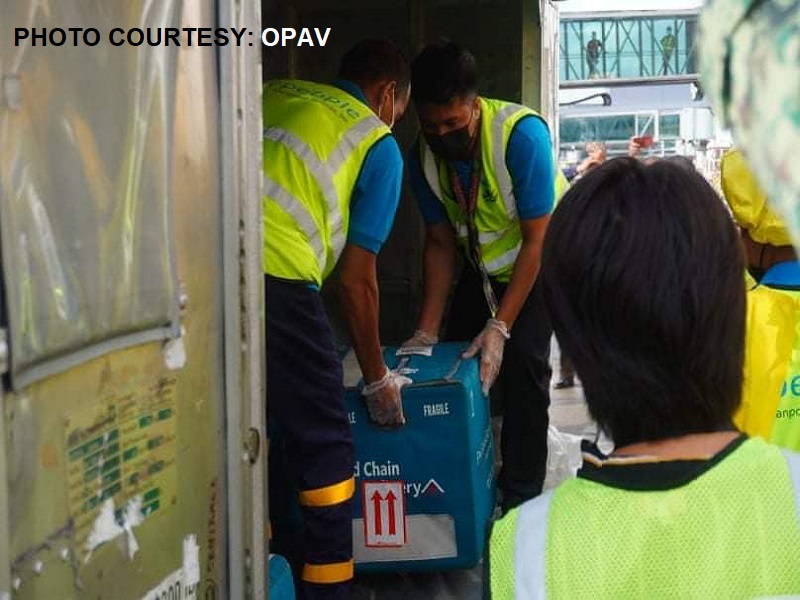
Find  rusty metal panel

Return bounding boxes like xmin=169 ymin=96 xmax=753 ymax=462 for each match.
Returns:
xmin=1 ymin=0 xmax=229 ymax=598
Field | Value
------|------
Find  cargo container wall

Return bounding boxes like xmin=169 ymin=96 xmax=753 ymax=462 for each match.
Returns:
xmin=0 ymin=0 xmax=265 ymax=598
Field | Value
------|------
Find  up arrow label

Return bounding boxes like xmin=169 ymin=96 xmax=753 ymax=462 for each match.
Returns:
xmin=386 ymin=490 xmax=398 ymax=536
xmin=371 ymin=490 xmax=383 ymax=536
xmin=363 ymin=481 xmax=406 ymax=547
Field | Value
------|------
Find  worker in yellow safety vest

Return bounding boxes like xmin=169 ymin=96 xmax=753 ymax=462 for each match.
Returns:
xmin=402 ymin=41 xmax=556 ymax=513
xmin=263 ymin=39 xmax=410 ymax=599
xmin=488 ymin=157 xmax=800 ymax=598
xmin=721 ymin=148 xmax=800 ymax=451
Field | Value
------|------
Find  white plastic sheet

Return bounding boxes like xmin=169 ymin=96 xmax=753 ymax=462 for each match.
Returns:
xmin=0 ymin=0 xmax=181 ymax=387
xmin=543 ymin=424 xmax=585 ymax=491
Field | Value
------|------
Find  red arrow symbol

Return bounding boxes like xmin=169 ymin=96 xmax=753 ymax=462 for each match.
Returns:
xmin=371 ymin=490 xmax=383 ymax=535
xmin=386 ymin=490 xmax=397 ymax=536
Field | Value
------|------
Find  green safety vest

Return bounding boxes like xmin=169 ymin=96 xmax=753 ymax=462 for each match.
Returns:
xmin=262 ymin=80 xmax=391 ymax=286
xmin=554 ymin=168 xmax=570 ymax=204
xmin=737 ymin=281 xmax=800 ymax=451
xmin=419 ymin=98 xmax=552 ymax=283
xmin=489 ymin=437 xmax=800 ymax=598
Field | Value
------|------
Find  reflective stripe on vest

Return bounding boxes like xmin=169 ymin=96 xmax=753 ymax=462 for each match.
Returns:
xmin=263 ymin=80 xmax=388 ymax=285
xmin=263 ymin=177 xmax=325 ymax=271
xmin=491 ymin=440 xmax=800 ymax=598
xmin=491 ymin=103 xmax=528 ymax=220
xmin=484 ymin=245 xmax=522 ymax=274
xmin=514 ymin=490 xmax=553 ymax=599
xmin=454 ymin=225 xmax=507 ymax=246
xmin=783 ymin=449 xmax=800 ymax=525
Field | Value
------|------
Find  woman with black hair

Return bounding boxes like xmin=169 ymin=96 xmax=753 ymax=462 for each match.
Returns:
xmin=488 ymin=157 xmax=800 ymax=598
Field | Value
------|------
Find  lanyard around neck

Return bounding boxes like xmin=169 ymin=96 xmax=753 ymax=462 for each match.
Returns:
xmin=446 ymin=150 xmax=500 ymax=318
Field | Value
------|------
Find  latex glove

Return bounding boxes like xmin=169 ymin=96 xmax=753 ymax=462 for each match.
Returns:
xmin=462 ymin=318 xmax=511 ymax=395
xmin=400 ymin=329 xmax=439 ymax=350
xmin=362 ymin=367 xmax=412 ymax=427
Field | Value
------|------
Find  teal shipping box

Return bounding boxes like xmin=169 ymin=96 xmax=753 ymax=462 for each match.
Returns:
xmin=344 ymin=342 xmax=497 ymax=573
xmin=268 ymin=554 xmax=296 ymax=599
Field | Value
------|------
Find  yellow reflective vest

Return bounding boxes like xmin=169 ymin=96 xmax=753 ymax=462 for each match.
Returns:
xmin=489 ymin=437 xmax=800 ymax=598
xmin=419 ymin=98 xmax=553 ymax=283
xmin=737 ymin=263 xmax=800 ymax=450
xmin=262 ymin=80 xmax=391 ymax=286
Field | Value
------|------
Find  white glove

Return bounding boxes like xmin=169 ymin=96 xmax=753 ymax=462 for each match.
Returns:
xmin=362 ymin=367 xmax=412 ymax=426
xmin=398 ymin=329 xmax=439 ymax=355
xmin=462 ymin=318 xmax=510 ymax=395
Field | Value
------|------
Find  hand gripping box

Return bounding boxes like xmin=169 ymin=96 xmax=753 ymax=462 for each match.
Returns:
xmin=343 ymin=342 xmax=497 ymax=573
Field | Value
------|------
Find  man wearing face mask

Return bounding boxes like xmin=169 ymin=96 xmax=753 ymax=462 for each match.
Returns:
xmin=263 ymin=38 xmax=410 ymax=598
xmin=403 ymin=41 xmax=555 ymax=513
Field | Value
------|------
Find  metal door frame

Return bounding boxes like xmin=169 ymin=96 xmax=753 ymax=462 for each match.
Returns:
xmin=0 ymin=352 xmax=10 ymax=598
xmin=218 ymin=0 xmax=266 ymax=597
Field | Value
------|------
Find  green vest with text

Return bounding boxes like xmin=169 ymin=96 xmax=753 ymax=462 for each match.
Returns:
xmin=262 ymin=80 xmax=390 ymax=286
xmin=737 ymin=282 xmax=800 ymax=451
xmin=419 ymin=98 xmax=552 ymax=283
xmin=489 ymin=438 xmax=800 ymax=598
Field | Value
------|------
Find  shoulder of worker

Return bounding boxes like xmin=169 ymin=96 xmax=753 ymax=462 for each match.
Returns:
xmin=505 ymin=114 xmax=553 ymax=170
xmin=507 ymin=112 xmax=551 ymax=143
xmin=361 ymin=133 xmax=403 ymax=178
xmin=478 ymin=97 xmax=549 ymax=133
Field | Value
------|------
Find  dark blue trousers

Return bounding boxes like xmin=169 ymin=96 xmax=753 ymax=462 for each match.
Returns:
xmin=444 ymin=266 xmax=552 ymax=511
xmin=266 ymin=276 xmax=355 ymax=599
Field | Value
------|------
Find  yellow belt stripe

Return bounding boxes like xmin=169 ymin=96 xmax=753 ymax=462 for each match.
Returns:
xmin=302 ymin=559 xmax=354 ymax=584
xmin=299 ymin=476 xmax=355 ymax=508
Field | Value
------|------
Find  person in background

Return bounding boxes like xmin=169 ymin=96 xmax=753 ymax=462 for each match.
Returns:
xmin=627 ymin=137 xmax=641 ymax=157
xmin=488 ymin=157 xmax=800 ymax=598
xmin=402 ymin=41 xmax=555 ymax=512
xmin=263 ymin=39 xmax=410 ymax=598
xmin=722 ymin=148 xmax=800 ymax=450
xmin=562 ymin=141 xmax=606 ymax=183
xmin=661 ymin=26 xmax=676 ymax=74
xmin=586 ymin=31 xmax=603 ymax=79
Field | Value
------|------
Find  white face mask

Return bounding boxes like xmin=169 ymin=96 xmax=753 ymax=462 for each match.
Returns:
xmin=380 ymin=87 xmax=395 ymax=129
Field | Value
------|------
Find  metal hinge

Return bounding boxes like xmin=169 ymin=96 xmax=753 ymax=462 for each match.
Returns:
xmin=243 ymin=427 xmax=261 ymax=465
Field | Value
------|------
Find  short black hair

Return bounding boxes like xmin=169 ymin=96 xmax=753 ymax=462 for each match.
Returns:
xmin=410 ymin=40 xmax=477 ymax=105
xmin=541 ymin=157 xmax=745 ymax=447
xmin=337 ymin=39 xmax=410 ymax=92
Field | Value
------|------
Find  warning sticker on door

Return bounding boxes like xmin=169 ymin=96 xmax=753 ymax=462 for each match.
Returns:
xmin=63 ymin=376 xmax=178 ymax=562
xmin=362 ymin=481 xmax=406 ymax=548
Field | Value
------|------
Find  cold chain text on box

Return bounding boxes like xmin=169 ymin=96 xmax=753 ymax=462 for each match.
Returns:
xmin=13 ymin=27 xmax=332 ymax=48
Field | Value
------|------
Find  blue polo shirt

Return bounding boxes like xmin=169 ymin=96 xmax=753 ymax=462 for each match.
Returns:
xmin=333 ymin=79 xmax=403 ymax=254
xmin=408 ymin=115 xmax=554 ymax=225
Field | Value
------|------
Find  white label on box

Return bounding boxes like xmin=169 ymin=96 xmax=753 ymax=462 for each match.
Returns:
xmin=363 ymin=481 xmax=406 ymax=547
xmin=395 ymin=346 xmax=433 ymax=357
xmin=353 ymin=514 xmax=458 ymax=563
